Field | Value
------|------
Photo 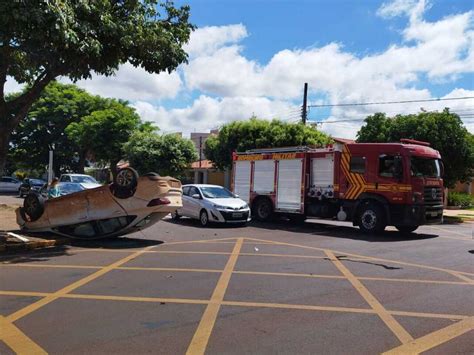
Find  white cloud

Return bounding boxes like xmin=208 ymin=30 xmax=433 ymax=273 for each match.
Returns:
xmin=182 ymin=10 xmax=473 ymax=105
xmin=68 ymin=62 xmax=182 ymax=101
xmin=377 ymin=0 xmax=429 ymax=21
xmin=133 ymin=95 xmax=300 ymax=135
xmin=184 ymin=24 xmax=248 ymax=57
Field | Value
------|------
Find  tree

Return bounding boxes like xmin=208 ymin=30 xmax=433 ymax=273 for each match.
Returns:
xmin=124 ymin=131 xmax=198 ymax=177
xmin=0 ymin=0 xmax=194 ymax=174
xmin=9 ymin=82 xmax=101 ymax=176
xmin=204 ymin=118 xmax=333 ymax=170
xmin=66 ymin=99 xmax=142 ymax=177
xmin=356 ymin=109 xmax=474 ymax=188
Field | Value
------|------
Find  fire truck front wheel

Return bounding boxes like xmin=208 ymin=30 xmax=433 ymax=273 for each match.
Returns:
xmin=358 ymin=202 xmax=386 ymax=233
xmin=253 ymin=197 xmax=274 ymax=222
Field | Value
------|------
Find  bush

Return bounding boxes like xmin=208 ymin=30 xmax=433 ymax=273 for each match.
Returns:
xmin=448 ymin=192 xmax=474 ymax=209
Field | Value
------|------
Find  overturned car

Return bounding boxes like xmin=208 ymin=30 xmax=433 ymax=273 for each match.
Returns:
xmin=16 ymin=168 xmax=182 ymax=239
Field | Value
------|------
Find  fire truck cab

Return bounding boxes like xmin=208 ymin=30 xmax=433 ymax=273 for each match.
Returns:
xmin=232 ymin=139 xmax=444 ymax=234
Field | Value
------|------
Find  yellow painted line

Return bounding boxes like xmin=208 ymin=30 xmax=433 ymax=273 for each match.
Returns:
xmin=186 ymin=238 xmax=243 ymax=355
xmin=239 ymin=252 xmax=327 ymax=259
xmin=445 ymin=271 xmax=474 ymax=284
xmin=162 ymin=237 xmax=239 ymax=246
xmin=0 ymin=290 xmax=468 ymax=321
xmin=64 ymin=293 xmax=209 ymax=305
xmin=389 ymin=310 xmax=468 ymax=320
xmin=6 ymin=245 xmax=155 ymax=323
xmin=246 ymin=237 xmax=474 ymax=280
xmin=0 ymin=290 xmax=52 ymax=297
xmin=0 ymin=315 xmax=47 ymax=354
xmin=324 ymin=250 xmax=413 ymax=344
xmin=438 ymin=235 xmax=472 ymax=241
xmin=119 ymin=266 xmax=222 ymax=273
xmin=1 ymin=263 xmax=101 ymax=269
xmin=429 ymin=225 xmax=472 ymax=238
xmin=383 ymin=316 xmax=474 ymax=354
xmin=234 ymin=271 xmax=345 ymax=279
xmin=359 ymin=276 xmax=471 ymax=286
xmin=222 ymin=300 xmax=375 ymax=314
xmin=152 ymin=250 xmax=231 ymax=255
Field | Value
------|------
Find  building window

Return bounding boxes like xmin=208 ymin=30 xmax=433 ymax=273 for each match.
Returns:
xmin=350 ymin=156 xmax=366 ymax=174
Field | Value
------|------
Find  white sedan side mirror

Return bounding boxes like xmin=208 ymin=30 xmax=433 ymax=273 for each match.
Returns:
xmin=192 ymin=193 xmax=201 ymax=199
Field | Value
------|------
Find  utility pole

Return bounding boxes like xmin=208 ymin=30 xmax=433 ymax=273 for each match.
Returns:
xmin=302 ymin=82 xmax=308 ymax=124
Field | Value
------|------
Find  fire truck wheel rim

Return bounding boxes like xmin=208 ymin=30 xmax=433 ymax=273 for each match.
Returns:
xmin=361 ymin=210 xmax=377 ymax=230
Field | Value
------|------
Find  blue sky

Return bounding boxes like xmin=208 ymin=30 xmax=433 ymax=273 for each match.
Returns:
xmin=6 ymin=0 xmax=474 ymax=137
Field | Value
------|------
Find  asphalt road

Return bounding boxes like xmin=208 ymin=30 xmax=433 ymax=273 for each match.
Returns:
xmin=0 ymin=216 xmax=473 ymax=354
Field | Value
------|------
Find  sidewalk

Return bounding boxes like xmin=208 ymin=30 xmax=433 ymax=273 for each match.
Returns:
xmin=443 ymin=208 xmax=474 ymax=219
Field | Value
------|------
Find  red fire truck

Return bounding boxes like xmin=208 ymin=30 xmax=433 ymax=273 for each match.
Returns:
xmin=231 ymin=139 xmax=444 ymax=233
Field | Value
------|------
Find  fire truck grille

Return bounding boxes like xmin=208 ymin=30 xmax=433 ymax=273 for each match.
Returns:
xmin=424 ymin=187 xmax=443 ymax=206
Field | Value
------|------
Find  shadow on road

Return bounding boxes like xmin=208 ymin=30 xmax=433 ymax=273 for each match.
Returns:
xmin=248 ymin=218 xmax=438 ymax=242
xmin=166 ymin=217 xmax=248 ymax=229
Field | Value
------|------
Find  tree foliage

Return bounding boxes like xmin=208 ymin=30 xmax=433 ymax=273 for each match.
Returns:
xmin=66 ymin=100 xmax=142 ymax=177
xmin=0 ymin=0 xmax=194 ymax=173
xmin=124 ymin=131 xmax=198 ymax=177
xmin=204 ymin=118 xmax=333 ymax=170
xmin=356 ymin=109 xmax=474 ymax=188
xmin=9 ymin=82 xmax=101 ymax=175
xmin=10 ymin=82 xmax=146 ymax=177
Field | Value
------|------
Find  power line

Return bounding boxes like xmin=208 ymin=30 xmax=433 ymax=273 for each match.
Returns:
xmin=307 ymin=96 xmax=474 ymax=108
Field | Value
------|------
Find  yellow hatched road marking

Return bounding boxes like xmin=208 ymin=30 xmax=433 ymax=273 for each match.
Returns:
xmin=0 ymin=315 xmax=47 ymax=354
xmin=429 ymin=225 xmax=472 ymax=239
xmin=234 ymin=270 xmax=345 ymax=279
xmin=186 ymin=238 xmax=243 ymax=355
xmin=383 ymin=316 xmax=474 ymax=354
xmin=324 ymin=250 xmax=413 ymax=344
xmin=245 ymin=237 xmax=474 ymax=280
xmin=0 ymin=291 xmax=468 ymax=320
xmin=6 ymin=245 xmax=155 ymax=323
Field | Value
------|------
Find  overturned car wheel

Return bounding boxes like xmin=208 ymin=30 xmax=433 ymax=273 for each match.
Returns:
xmin=113 ymin=167 xmax=139 ymax=198
xmin=23 ymin=192 xmax=45 ymax=222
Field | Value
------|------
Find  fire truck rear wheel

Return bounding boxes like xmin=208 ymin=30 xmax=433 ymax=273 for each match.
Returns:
xmin=395 ymin=225 xmax=418 ymax=234
xmin=358 ymin=202 xmax=386 ymax=233
xmin=254 ymin=198 xmax=273 ymax=221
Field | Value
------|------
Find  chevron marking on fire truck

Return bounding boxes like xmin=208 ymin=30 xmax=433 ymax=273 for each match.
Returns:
xmin=341 ymin=145 xmax=412 ymax=200
xmin=341 ymin=146 xmax=365 ymax=199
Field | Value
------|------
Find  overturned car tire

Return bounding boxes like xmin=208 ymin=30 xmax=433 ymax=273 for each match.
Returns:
xmin=113 ymin=167 xmax=139 ymax=198
xmin=23 ymin=192 xmax=45 ymax=222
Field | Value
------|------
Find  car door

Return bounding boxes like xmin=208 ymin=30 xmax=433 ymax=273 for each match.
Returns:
xmin=187 ymin=186 xmax=203 ymax=218
xmin=180 ymin=186 xmax=191 ymax=217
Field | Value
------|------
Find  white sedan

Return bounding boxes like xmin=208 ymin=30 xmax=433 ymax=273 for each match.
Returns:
xmin=175 ymin=184 xmax=251 ymax=226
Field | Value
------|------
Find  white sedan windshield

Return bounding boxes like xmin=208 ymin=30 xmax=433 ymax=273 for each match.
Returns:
xmin=200 ymin=187 xmax=234 ymax=199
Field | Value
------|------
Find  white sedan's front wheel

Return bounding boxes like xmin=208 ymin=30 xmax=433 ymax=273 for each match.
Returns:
xmin=200 ymin=210 xmax=209 ymax=227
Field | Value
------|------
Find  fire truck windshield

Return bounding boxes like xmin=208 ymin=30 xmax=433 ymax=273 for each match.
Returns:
xmin=410 ymin=157 xmax=441 ymax=178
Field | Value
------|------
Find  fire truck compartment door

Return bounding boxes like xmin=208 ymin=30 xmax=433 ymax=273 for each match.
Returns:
xmin=234 ymin=160 xmax=251 ymax=203
xmin=311 ymin=155 xmax=334 ymax=187
xmin=253 ymin=160 xmax=275 ymax=193
xmin=277 ymin=159 xmax=303 ymax=210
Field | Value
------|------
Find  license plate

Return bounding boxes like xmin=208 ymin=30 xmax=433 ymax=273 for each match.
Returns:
xmin=430 ymin=212 xmax=438 ymax=217
xmin=232 ymin=213 xmax=243 ymax=218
